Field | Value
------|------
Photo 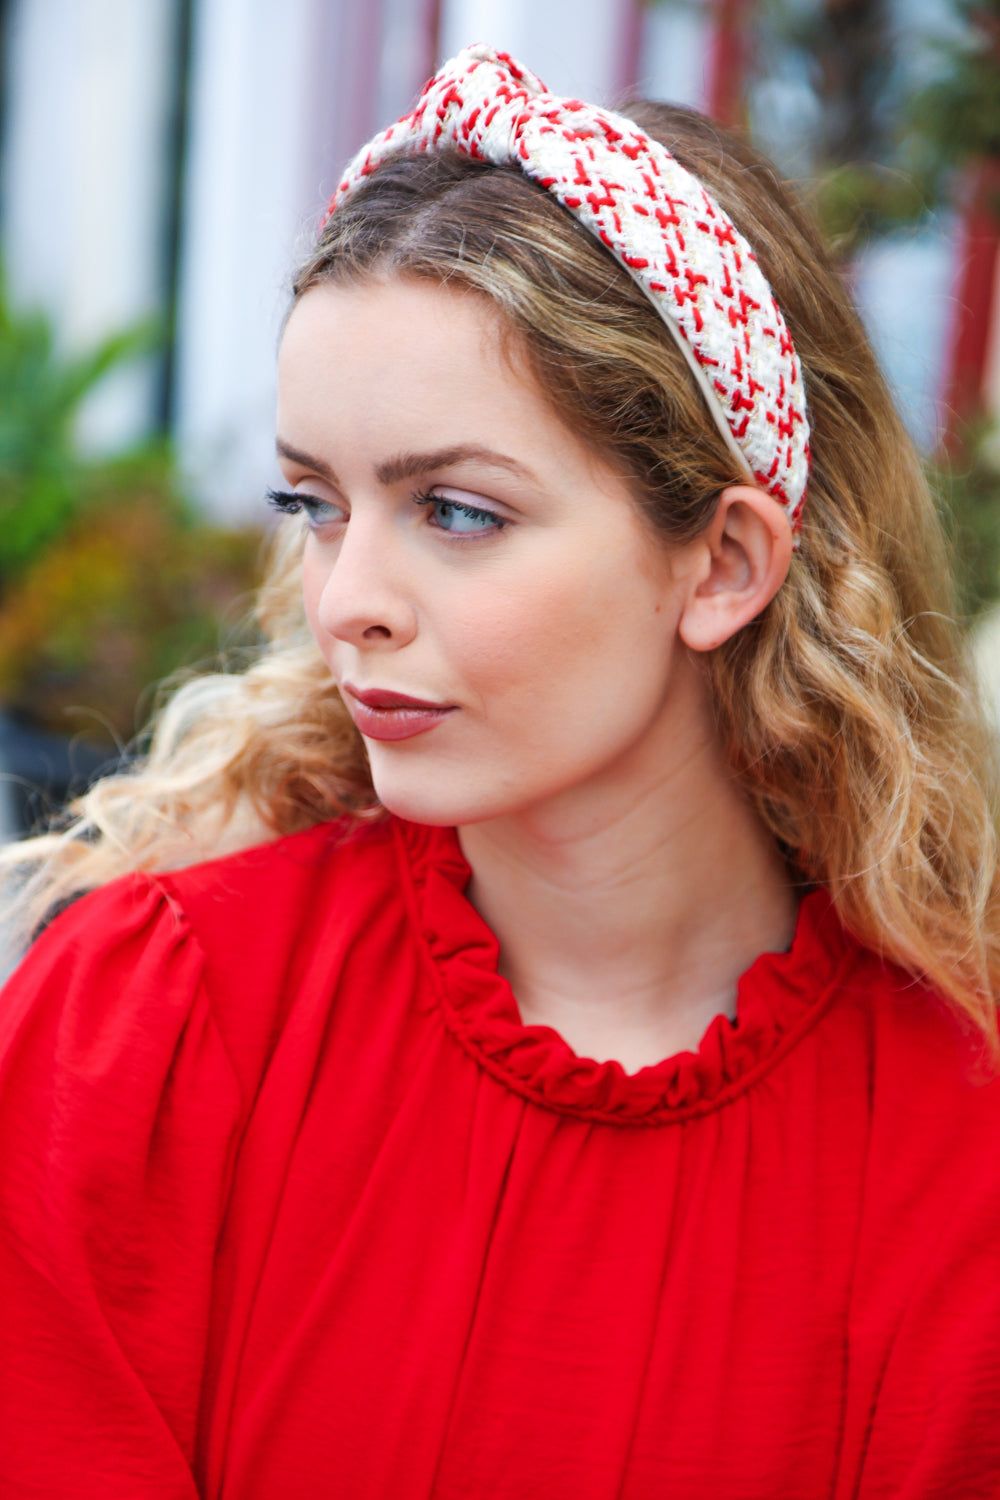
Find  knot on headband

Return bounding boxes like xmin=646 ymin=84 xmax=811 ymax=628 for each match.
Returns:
xmin=327 ymin=43 xmax=811 ymax=532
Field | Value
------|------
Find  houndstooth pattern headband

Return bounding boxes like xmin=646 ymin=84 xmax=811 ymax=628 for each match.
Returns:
xmin=327 ymin=44 xmax=811 ymax=532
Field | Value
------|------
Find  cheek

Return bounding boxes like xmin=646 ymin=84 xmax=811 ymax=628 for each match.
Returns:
xmin=444 ymin=576 xmax=583 ymax=686
xmin=444 ymin=553 xmax=666 ymax=710
xmin=300 ymin=546 xmax=327 ymax=643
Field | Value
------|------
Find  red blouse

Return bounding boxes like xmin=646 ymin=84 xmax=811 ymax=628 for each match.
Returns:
xmin=1 ymin=815 xmax=999 ymax=1498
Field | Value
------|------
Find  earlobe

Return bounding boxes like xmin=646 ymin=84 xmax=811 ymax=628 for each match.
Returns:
xmin=677 ymin=486 xmax=793 ymax=652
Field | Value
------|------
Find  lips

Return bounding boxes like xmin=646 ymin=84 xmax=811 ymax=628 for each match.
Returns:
xmin=343 ymin=684 xmax=457 ymax=742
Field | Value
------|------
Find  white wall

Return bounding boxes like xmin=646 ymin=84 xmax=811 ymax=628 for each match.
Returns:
xmin=171 ymin=0 xmax=317 ymax=520
xmin=440 ymin=0 xmax=631 ymax=104
xmin=638 ymin=1 xmax=712 ymax=110
xmin=172 ymin=0 xmax=437 ymax=521
xmin=1 ymin=0 xmax=176 ymax=451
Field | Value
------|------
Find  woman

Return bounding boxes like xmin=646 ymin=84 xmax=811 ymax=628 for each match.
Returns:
xmin=2 ymin=44 xmax=999 ymax=1499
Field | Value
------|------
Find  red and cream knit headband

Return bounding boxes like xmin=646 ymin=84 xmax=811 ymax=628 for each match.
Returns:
xmin=327 ymin=43 xmax=810 ymax=531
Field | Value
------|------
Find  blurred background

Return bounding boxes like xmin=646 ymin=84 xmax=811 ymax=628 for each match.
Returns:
xmin=0 ymin=0 xmax=999 ymax=839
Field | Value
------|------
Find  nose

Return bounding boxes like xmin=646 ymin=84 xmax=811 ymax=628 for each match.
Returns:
xmin=312 ymin=509 xmax=418 ymax=650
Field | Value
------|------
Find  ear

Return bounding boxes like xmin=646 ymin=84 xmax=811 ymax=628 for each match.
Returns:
xmin=677 ymin=486 xmax=793 ymax=653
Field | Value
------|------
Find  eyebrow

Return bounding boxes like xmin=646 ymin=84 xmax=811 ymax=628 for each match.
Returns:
xmin=275 ymin=439 xmax=537 ymax=488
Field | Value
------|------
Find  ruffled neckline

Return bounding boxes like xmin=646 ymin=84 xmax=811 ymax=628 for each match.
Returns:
xmin=395 ymin=819 xmax=854 ymax=1126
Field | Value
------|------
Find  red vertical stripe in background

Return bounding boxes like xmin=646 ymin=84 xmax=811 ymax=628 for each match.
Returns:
xmin=350 ymin=0 xmax=386 ymax=150
xmin=308 ymin=0 xmax=388 ymax=200
xmin=419 ymin=0 xmax=444 ymax=93
xmin=943 ymin=157 xmax=1000 ymax=451
xmin=616 ymin=0 xmax=647 ymax=99
xmin=707 ymin=0 xmax=751 ymax=127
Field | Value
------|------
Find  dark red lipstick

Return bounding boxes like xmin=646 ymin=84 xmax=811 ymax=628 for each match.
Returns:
xmin=343 ymin=684 xmax=457 ymax=742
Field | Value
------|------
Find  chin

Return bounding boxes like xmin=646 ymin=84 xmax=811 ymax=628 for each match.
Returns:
xmin=367 ymin=760 xmax=521 ymax=830
xmin=367 ymin=766 xmax=472 ymax=828
xmin=375 ymin=791 xmax=463 ymax=827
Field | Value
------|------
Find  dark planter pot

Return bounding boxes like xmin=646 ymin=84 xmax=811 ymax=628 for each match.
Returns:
xmin=0 ymin=711 xmax=114 ymax=840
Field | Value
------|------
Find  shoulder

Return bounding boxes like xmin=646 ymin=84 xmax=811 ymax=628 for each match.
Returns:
xmin=779 ymin=896 xmax=1000 ymax=1214
xmin=0 ymin=861 xmax=243 ymax=1203
xmin=823 ymin=918 xmax=1000 ymax=1134
xmin=835 ymin=931 xmax=1000 ymax=1120
xmin=153 ymin=811 xmax=400 ymax=963
xmin=20 ymin=812 xmax=400 ymax=977
xmin=1 ymin=814 xmax=405 ymax=1100
xmin=817 ymin=921 xmax=1000 ymax=1252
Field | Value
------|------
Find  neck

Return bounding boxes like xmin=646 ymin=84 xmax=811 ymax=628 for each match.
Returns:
xmin=457 ymin=668 xmax=798 ymax=1074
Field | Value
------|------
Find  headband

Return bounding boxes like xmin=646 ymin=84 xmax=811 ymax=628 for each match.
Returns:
xmin=327 ymin=44 xmax=810 ymax=532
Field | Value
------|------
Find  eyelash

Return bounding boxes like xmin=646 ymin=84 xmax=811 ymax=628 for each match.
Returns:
xmin=265 ymin=487 xmax=507 ymax=537
xmin=412 ymin=490 xmax=506 ymax=536
xmin=266 ymin=488 xmax=323 ymax=518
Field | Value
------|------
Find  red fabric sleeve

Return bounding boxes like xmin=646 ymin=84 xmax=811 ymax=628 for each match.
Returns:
xmin=0 ymin=876 xmax=243 ymax=1498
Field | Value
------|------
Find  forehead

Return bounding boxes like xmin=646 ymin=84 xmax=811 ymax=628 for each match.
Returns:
xmin=278 ymin=278 xmax=583 ymax=469
xmin=282 ymin=276 xmax=505 ymax=364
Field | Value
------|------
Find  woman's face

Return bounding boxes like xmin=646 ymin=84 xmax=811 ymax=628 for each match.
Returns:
xmin=278 ymin=278 xmax=711 ymax=829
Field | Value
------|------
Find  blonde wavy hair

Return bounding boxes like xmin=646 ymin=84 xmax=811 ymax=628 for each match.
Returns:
xmin=4 ymin=104 xmax=999 ymax=1047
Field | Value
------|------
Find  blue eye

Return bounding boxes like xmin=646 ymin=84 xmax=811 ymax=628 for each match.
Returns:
xmin=265 ymin=488 xmax=342 ymax=529
xmin=415 ymin=491 xmax=505 ymax=536
xmin=299 ymin=496 xmax=341 ymax=528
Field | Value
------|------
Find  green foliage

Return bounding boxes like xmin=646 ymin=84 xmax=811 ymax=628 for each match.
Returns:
xmin=809 ymin=162 xmax=932 ymax=259
xmin=901 ymin=4 xmax=1000 ymax=623
xmin=735 ymin=0 xmax=1000 ymax=619
xmin=0 ymin=269 xmax=265 ymax=743
xmin=0 ymin=491 xmax=263 ymax=743
xmin=0 ymin=265 xmax=161 ymax=588
xmin=809 ymin=1 xmax=1000 ymax=239
xmin=910 ymin=1 xmax=1000 ymax=183
xmin=932 ymin=427 xmax=1000 ymax=622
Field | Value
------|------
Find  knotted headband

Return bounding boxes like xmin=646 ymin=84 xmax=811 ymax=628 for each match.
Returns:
xmin=327 ymin=43 xmax=810 ymax=531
